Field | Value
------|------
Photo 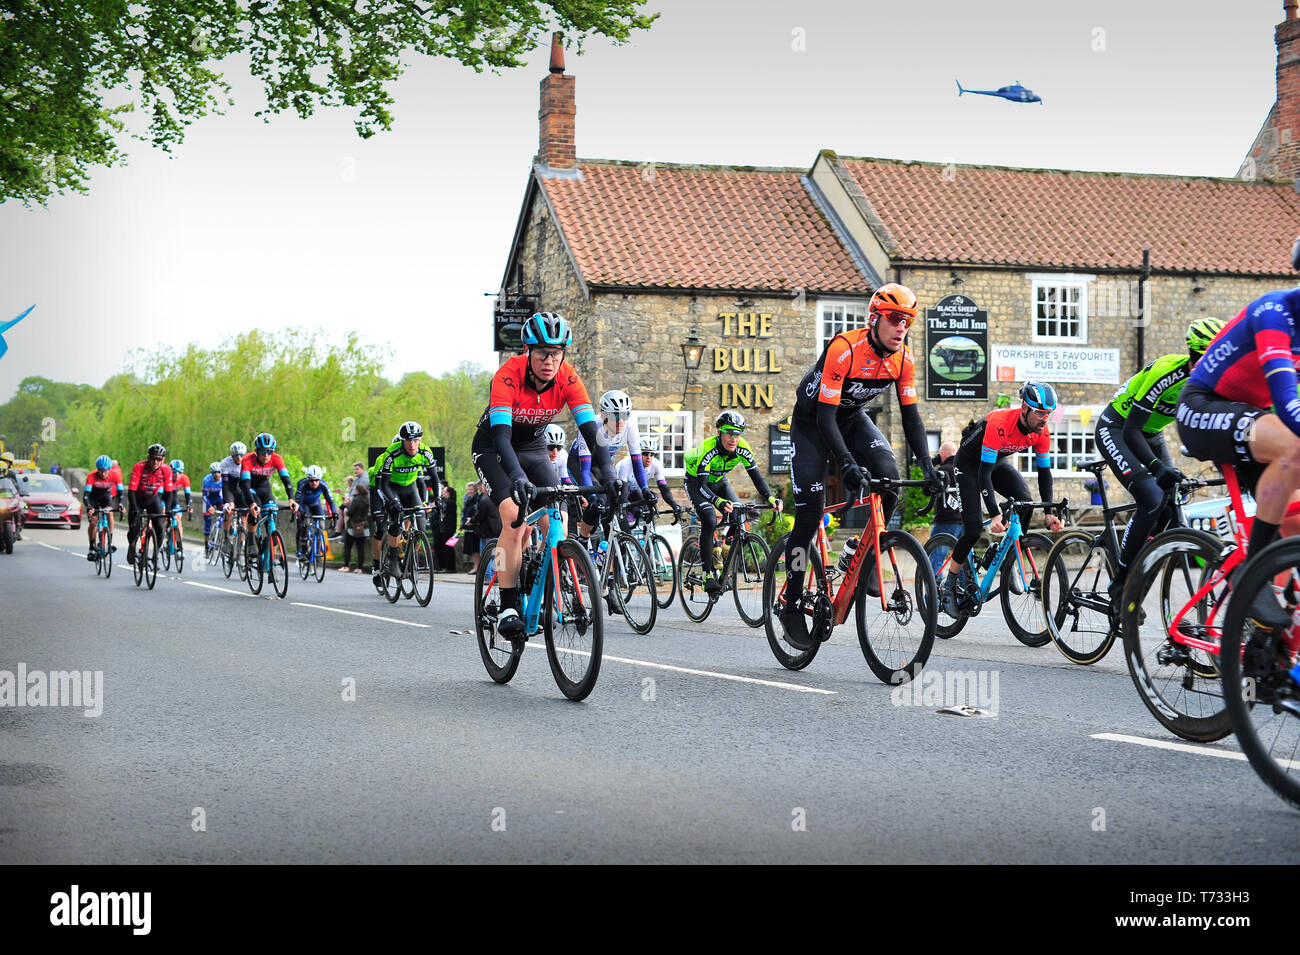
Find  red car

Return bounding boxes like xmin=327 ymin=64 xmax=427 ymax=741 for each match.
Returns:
xmin=16 ymin=471 xmax=80 ymax=529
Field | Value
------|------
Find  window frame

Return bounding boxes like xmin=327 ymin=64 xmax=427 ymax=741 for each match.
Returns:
xmin=1028 ymin=273 xmax=1093 ymax=345
xmin=632 ymin=410 xmax=694 ymax=477
xmin=817 ymin=299 xmax=871 ymax=352
xmin=1012 ymin=405 xmax=1105 ymax=478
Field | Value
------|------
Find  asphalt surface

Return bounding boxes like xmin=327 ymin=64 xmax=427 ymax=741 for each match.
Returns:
xmin=2 ymin=525 xmax=1296 ymax=863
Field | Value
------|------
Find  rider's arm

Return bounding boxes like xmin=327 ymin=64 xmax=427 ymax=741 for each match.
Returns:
xmin=899 ymin=402 xmax=939 ymax=481
xmin=1034 ymin=432 xmax=1054 ymax=514
xmin=736 ymin=441 xmax=772 ymax=500
xmin=656 ymin=478 xmax=679 ymax=509
xmin=278 ymin=462 xmax=293 ymax=501
xmin=1257 ymin=322 xmax=1300 ymax=438
xmin=813 ymin=335 xmax=858 ymax=465
xmin=322 ymin=485 xmax=336 ymax=516
xmin=577 ymin=419 xmax=616 ymax=484
xmin=1122 ymin=400 xmax=1165 ymax=476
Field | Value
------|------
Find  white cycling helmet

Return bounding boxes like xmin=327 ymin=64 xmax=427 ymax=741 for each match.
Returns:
xmin=599 ymin=390 xmax=632 ymax=419
xmin=209 ymin=462 xmax=222 ymax=475
xmin=640 ymin=436 xmax=660 ymax=454
xmin=544 ymin=424 xmax=566 ymax=448
xmin=230 ymin=441 xmax=247 ymax=458
xmin=304 ymin=465 xmax=323 ymax=480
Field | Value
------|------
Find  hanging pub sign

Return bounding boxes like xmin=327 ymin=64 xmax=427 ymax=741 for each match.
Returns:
xmin=768 ymin=413 xmax=794 ymax=474
xmin=493 ymin=295 xmax=538 ymax=352
xmin=925 ymin=294 xmax=989 ymax=401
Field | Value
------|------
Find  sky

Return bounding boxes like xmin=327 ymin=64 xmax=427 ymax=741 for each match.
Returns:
xmin=0 ymin=0 xmax=1286 ymax=402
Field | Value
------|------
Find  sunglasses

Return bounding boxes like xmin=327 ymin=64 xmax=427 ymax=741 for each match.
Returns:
xmin=148 ymin=456 xmax=164 ymax=462
xmin=878 ymin=311 xmax=914 ymax=329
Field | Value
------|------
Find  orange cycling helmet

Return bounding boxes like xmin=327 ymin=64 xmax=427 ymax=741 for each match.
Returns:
xmin=869 ymin=283 xmax=919 ymax=320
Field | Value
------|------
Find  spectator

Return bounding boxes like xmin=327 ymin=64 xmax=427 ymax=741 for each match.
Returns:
xmin=928 ymin=441 xmax=965 ymax=579
xmin=338 ymin=475 xmax=355 ymax=535
xmin=436 ymin=483 xmax=458 ymax=573
xmin=461 ymin=480 xmax=481 ymax=574
xmin=352 ymin=461 xmax=368 ymax=489
xmin=476 ymin=482 xmax=502 ymax=555
xmin=344 ymin=482 xmax=371 ymax=573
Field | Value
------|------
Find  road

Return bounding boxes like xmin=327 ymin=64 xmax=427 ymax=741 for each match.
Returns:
xmin=1 ymin=526 xmax=1295 ymax=863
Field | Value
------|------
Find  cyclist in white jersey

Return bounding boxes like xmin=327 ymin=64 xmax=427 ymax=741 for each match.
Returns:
xmin=569 ymin=390 xmax=651 ymax=546
xmin=614 ymin=437 xmax=683 ymax=519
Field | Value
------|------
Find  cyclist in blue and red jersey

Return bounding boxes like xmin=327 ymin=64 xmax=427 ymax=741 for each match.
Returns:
xmin=294 ymin=465 xmax=336 ymax=560
xmin=471 ymin=312 xmax=617 ymax=642
xmin=202 ymin=462 xmax=224 ymax=552
xmin=170 ymin=459 xmax=194 ymax=518
xmin=1177 ymin=278 xmax=1300 ymax=630
xmin=83 ymin=453 xmax=123 ymax=560
xmin=126 ymin=443 xmax=176 ymax=564
xmin=239 ymin=432 xmax=299 ymax=528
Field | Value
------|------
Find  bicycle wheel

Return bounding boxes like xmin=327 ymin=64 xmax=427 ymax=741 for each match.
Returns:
xmin=314 ymin=529 xmax=327 ymax=583
xmin=161 ymin=528 xmax=172 ymax=571
xmin=762 ymin=532 xmax=822 ymax=670
xmin=246 ymin=534 xmax=264 ymax=595
xmin=731 ymin=532 xmax=770 ymax=628
xmin=648 ymin=533 xmax=678 ymax=609
xmin=1000 ymin=531 xmax=1053 ymax=647
xmin=924 ymin=533 xmax=970 ymax=640
xmin=220 ymin=525 xmax=235 ymax=578
xmin=474 ymin=542 xmax=521 ymax=684
xmin=299 ymin=533 xmax=311 ymax=579
xmin=143 ymin=529 xmax=158 ymax=590
xmin=677 ymin=535 xmax=715 ymax=622
xmin=173 ymin=524 xmax=184 ymax=574
xmin=132 ymin=530 xmax=144 ymax=587
xmin=1041 ymin=530 xmax=1117 ymax=665
xmin=102 ymin=526 xmax=113 ymax=579
xmin=379 ymin=538 xmax=401 ymax=603
xmin=609 ymin=533 xmax=657 ymax=634
xmin=236 ymin=529 xmax=249 ymax=581
xmin=1120 ymin=528 xmax=1231 ymax=742
xmin=857 ymin=530 xmax=936 ymax=685
xmin=409 ymin=530 xmax=435 ymax=607
xmin=544 ymin=538 xmax=603 ymax=701
xmin=268 ymin=530 xmax=288 ymax=599
xmin=1220 ymin=537 xmax=1300 ymax=811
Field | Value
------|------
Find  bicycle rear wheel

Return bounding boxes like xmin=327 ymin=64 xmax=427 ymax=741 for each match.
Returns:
xmin=474 ymin=543 xmax=521 ymax=684
xmin=762 ymin=532 xmax=822 ymax=670
xmin=677 ymin=535 xmax=714 ymax=622
xmin=220 ymin=525 xmax=235 ymax=578
xmin=299 ymin=534 xmax=312 ymax=579
xmin=857 ymin=530 xmax=935 ymax=685
xmin=1041 ymin=530 xmax=1117 ymax=665
xmin=143 ymin=529 xmax=158 ymax=590
xmin=1001 ymin=531 xmax=1053 ymax=647
xmin=409 ymin=530 xmax=434 ymax=607
xmin=1220 ymin=537 xmax=1300 ymax=810
xmin=1120 ymin=529 xmax=1230 ymax=742
xmin=268 ymin=530 xmax=288 ymax=598
xmin=544 ymin=538 xmax=603 ymax=701
xmin=246 ymin=534 xmax=264 ymax=595
xmin=924 ymin=533 xmax=970 ymax=640
xmin=732 ymin=532 xmax=770 ymax=628
xmin=648 ymin=533 xmax=677 ymax=609
xmin=236 ymin=530 xmax=249 ymax=581
xmin=609 ymin=533 xmax=656 ymax=634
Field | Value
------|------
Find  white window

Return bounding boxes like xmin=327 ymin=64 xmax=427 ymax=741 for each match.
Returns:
xmin=633 ymin=410 xmax=693 ymax=476
xmin=1013 ymin=406 xmax=1104 ymax=477
xmin=818 ymin=300 xmax=870 ymax=351
xmin=1029 ymin=274 xmax=1090 ymax=344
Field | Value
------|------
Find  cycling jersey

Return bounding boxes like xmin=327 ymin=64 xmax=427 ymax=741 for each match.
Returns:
xmin=240 ymin=451 xmax=294 ymax=504
xmin=479 ymin=354 xmax=596 ymax=437
xmin=616 ymin=455 xmax=678 ymax=508
xmin=295 ymin=477 xmax=335 ymax=514
xmin=174 ymin=473 xmax=192 ymax=507
xmin=549 ymin=451 xmax=573 ymax=484
xmin=84 ymin=468 xmax=122 ymax=496
xmin=219 ymin=454 xmax=245 ymax=507
xmin=684 ymin=436 xmax=772 ymax=504
xmin=128 ymin=461 xmax=175 ymax=497
xmin=793 ymin=326 xmax=918 ymax=418
xmin=374 ymin=441 xmax=436 ymax=489
xmin=955 ymin=407 xmax=1053 ymax=518
xmin=1187 ymin=289 xmax=1300 ymax=436
xmin=1109 ymin=353 xmax=1193 ymax=433
xmin=570 ymin=420 xmax=648 ymax=487
xmin=202 ymin=474 xmax=223 ymax=510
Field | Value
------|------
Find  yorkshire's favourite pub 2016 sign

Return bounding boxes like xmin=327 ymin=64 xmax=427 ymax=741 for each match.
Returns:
xmin=926 ymin=294 xmax=989 ymax=401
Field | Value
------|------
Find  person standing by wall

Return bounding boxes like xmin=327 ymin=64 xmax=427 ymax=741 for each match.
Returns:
xmin=436 ymin=483 xmax=458 ymax=572
xmin=928 ymin=441 xmax=964 ymax=578
xmin=461 ymin=480 xmax=481 ymax=574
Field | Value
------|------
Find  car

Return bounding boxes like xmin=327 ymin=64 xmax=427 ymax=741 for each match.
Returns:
xmin=16 ymin=471 xmax=80 ymax=529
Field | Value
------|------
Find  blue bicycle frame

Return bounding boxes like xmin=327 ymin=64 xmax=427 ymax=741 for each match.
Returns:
xmin=516 ymin=500 xmax=571 ymax=636
xmin=254 ymin=503 xmax=280 ymax=570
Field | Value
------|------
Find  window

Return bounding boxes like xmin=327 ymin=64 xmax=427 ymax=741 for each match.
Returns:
xmin=632 ymin=410 xmax=693 ymax=476
xmin=818 ymin=300 xmax=870 ymax=351
xmin=1012 ymin=406 xmax=1104 ymax=477
xmin=1030 ymin=275 xmax=1090 ymax=343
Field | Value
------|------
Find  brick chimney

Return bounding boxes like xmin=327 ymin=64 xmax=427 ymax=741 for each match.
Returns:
xmin=1276 ymin=0 xmax=1300 ymax=180
xmin=538 ymin=33 xmax=575 ymax=171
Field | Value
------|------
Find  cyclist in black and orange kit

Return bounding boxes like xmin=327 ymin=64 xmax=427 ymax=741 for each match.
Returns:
xmin=779 ymin=283 xmax=944 ymax=650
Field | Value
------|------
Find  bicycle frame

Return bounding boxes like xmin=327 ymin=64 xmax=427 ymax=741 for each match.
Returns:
xmin=253 ymin=506 xmax=280 ymax=568
xmin=502 ymin=501 xmax=587 ymax=635
xmin=935 ymin=510 xmax=1030 ymax=605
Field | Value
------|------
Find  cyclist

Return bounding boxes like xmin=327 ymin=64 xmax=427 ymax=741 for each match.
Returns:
xmin=1096 ymin=317 xmax=1226 ymax=607
xmin=569 ymin=390 xmax=652 ymax=548
xmin=371 ymin=422 xmax=438 ymax=583
xmin=779 ymin=283 xmax=943 ymax=650
xmin=202 ymin=462 xmax=224 ymax=553
xmin=546 ymin=424 xmax=573 ymax=484
xmin=83 ymin=454 xmax=123 ymax=560
xmin=220 ymin=441 xmax=250 ymax=559
xmin=471 ymin=312 xmax=616 ymax=642
xmin=616 ymin=435 xmax=684 ymax=520
xmin=1176 ymin=275 xmax=1300 ymax=630
xmin=293 ymin=465 xmax=336 ymax=561
xmin=126 ymin=443 xmax=176 ymax=565
xmin=239 ymin=433 xmax=299 ymax=544
xmin=939 ymin=381 xmax=1064 ymax=618
xmin=684 ymin=411 xmax=780 ymax=596
xmin=169 ymin=460 xmax=195 ymax=535
xmin=367 ymin=436 xmax=398 ymax=588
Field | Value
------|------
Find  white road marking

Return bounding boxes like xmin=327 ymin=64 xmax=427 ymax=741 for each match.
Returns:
xmin=291 ymin=602 xmax=431 ymax=629
xmin=1091 ymin=732 xmax=1300 ymax=771
xmin=185 ymin=580 xmax=257 ymax=598
xmin=37 ymin=541 xmax=79 ymax=557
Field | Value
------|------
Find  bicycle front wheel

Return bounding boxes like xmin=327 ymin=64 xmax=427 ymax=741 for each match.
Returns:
xmin=409 ymin=530 xmax=435 ymax=607
xmin=474 ymin=542 xmax=520 ymax=684
xmin=608 ymin=534 xmax=656 ymax=634
xmin=132 ymin=532 xmax=144 ymax=587
xmin=1220 ymin=537 xmax=1300 ymax=811
xmin=677 ymin=535 xmax=714 ymax=622
xmin=648 ymin=533 xmax=678 ymax=608
xmin=143 ymin=529 xmax=158 ymax=590
xmin=732 ymin=532 xmax=770 ymax=628
xmin=1001 ymin=531 xmax=1053 ymax=647
xmin=161 ymin=530 xmax=172 ymax=571
xmin=268 ymin=530 xmax=288 ymax=599
xmin=379 ymin=539 xmax=400 ymax=604
xmin=544 ymin=538 xmax=603 ymax=701
xmin=246 ymin=535 xmax=264 ymax=595
xmin=221 ymin=526 xmax=235 ymax=578
xmin=1121 ymin=528 xmax=1230 ymax=742
xmin=1041 ymin=530 xmax=1116 ymax=665
xmin=856 ymin=530 xmax=935 ymax=685
xmin=236 ymin=530 xmax=249 ymax=581
xmin=172 ymin=524 xmax=184 ymax=574
xmin=314 ymin=532 xmax=327 ymax=583
xmin=924 ymin=533 xmax=970 ymax=640
xmin=762 ymin=532 xmax=822 ymax=670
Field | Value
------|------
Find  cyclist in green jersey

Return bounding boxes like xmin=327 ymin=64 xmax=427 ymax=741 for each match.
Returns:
xmin=685 ymin=411 xmax=781 ymax=595
xmin=371 ymin=421 xmax=439 ymax=586
xmin=1094 ymin=316 xmax=1226 ymax=607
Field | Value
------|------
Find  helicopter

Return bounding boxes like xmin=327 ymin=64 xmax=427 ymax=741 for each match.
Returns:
xmin=955 ymin=79 xmax=1042 ymax=104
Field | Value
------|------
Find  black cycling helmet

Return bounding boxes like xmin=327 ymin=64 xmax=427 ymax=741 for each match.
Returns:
xmin=520 ymin=312 xmax=572 ymax=348
xmin=146 ymin=443 xmax=166 ymax=459
xmin=254 ymin=432 xmax=276 ymax=453
xmin=716 ymin=411 xmax=747 ymax=433
xmin=398 ymin=421 xmax=424 ymax=441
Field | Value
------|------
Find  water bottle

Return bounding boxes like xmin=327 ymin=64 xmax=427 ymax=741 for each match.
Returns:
xmin=596 ymin=539 xmax=608 ymax=566
xmin=837 ymin=536 xmax=860 ymax=573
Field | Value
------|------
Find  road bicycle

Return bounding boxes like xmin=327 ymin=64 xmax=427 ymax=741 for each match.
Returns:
xmin=129 ymin=510 xmax=162 ymax=590
xmin=474 ymin=485 xmax=605 ymax=701
xmin=297 ymin=513 xmax=329 ymax=584
xmin=1220 ymin=534 xmax=1300 ymax=810
xmin=678 ymin=503 xmax=773 ymax=626
xmin=160 ymin=506 xmax=187 ymax=573
xmin=89 ymin=505 xmax=118 ymax=578
xmin=377 ymin=504 xmax=435 ymax=606
xmin=583 ymin=499 xmax=658 ymax=634
xmin=926 ymin=497 xmax=1063 ymax=646
xmin=246 ymin=502 xmax=290 ymax=599
xmin=1119 ymin=463 xmax=1300 ymax=742
xmin=763 ymin=475 xmax=936 ymax=684
xmin=626 ymin=500 xmax=682 ymax=609
xmin=1040 ymin=459 xmax=1224 ymax=665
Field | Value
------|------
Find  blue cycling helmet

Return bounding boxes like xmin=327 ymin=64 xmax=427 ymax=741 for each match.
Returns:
xmin=520 ymin=311 xmax=572 ymax=348
xmin=171 ymin=459 xmax=185 ymax=474
xmin=95 ymin=454 xmax=112 ymax=471
xmin=1020 ymin=381 xmax=1058 ymax=412
xmin=254 ymin=432 xmax=276 ymax=453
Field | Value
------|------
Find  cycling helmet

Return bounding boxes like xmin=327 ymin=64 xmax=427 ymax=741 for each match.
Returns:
xmin=398 ymin=421 xmax=424 ymax=441
xmin=599 ymin=390 xmax=632 ymax=419
xmin=544 ymin=424 xmax=566 ymax=448
xmin=1186 ymin=317 xmax=1225 ymax=353
xmin=253 ymin=432 xmax=276 ymax=453
xmin=520 ymin=311 xmax=572 ymax=348
xmin=716 ymin=411 xmax=747 ymax=433
xmin=209 ymin=462 xmax=222 ymax=475
xmin=171 ymin=459 xmax=185 ymax=474
xmin=230 ymin=441 xmax=247 ymax=458
xmin=147 ymin=443 xmax=167 ymax=459
xmin=1020 ymin=381 xmax=1058 ymax=412
xmin=304 ymin=465 xmax=323 ymax=480
xmin=641 ymin=436 xmax=660 ymax=454
xmin=95 ymin=454 xmax=112 ymax=471
xmin=868 ymin=283 xmax=920 ymax=320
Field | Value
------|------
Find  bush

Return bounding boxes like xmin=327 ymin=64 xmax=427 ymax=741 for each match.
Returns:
xmin=901 ymin=464 xmax=932 ymax=531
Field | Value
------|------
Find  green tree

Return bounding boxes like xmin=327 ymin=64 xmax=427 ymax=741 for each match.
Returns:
xmin=2 ymin=0 xmax=659 ymax=205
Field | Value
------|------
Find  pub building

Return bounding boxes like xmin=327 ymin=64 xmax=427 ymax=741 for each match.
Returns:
xmin=497 ymin=16 xmax=1300 ymax=515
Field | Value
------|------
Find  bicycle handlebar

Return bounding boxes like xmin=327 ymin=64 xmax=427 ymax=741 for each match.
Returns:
xmin=510 ymin=484 xmax=608 ymax=528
